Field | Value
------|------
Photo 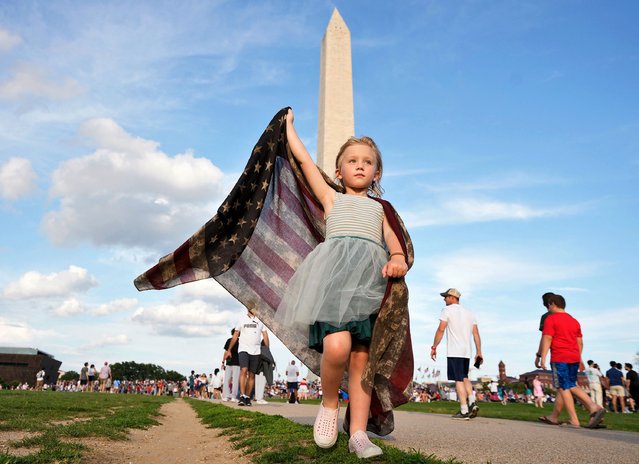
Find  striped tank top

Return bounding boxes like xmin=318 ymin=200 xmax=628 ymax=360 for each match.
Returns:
xmin=325 ymin=193 xmax=384 ymax=245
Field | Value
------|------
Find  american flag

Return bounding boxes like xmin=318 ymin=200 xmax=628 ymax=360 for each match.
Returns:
xmin=134 ymin=108 xmax=414 ymax=435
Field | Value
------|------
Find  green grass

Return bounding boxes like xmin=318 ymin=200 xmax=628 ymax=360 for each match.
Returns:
xmin=188 ymin=399 xmax=460 ymax=464
xmin=0 ymin=390 xmax=172 ymax=463
xmin=396 ymin=400 xmax=639 ymax=432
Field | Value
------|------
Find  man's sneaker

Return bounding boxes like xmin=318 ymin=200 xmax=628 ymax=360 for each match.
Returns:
xmin=452 ymin=411 xmax=470 ymax=420
xmin=245 ymin=397 xmax=252 ymax=406
xmin=255 ymin=399 xmax=268 ymax=405
xmin=238 ymin=396 xmax=247 ymax=406
xmin=469 ymin=402 xmax=479 ymax=419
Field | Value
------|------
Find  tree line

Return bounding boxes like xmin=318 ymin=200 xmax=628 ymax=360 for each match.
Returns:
xmin=60 ymin=361 xmax=185 ymax=382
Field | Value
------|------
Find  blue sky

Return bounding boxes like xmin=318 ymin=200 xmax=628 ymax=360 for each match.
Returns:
xmin=1 ymin=1 xmax=637 ymax=383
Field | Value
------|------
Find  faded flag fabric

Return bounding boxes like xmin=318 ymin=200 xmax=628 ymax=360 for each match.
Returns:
xmin=134 ymin=107 xmax=414 ymax=435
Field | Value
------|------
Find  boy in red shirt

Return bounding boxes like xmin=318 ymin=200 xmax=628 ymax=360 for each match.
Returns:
xmin=539 ymin=294 xmax=606 ymax=428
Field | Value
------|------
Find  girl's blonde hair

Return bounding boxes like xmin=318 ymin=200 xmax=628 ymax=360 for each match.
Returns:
xmin=335 ymin=136 xmax=384 ymax=197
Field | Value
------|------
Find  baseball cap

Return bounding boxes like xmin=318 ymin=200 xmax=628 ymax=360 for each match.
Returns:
xmin=440 ymin=288 xmax=461 ymax=298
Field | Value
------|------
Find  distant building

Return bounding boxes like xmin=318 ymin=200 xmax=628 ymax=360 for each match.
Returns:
xmin=0 ymin=347 xmax=62 ymax=386
xmin=519 ymin=368 xmax=588 ymax=390
xmin=497 ymin=360 xmax=518 ymax=384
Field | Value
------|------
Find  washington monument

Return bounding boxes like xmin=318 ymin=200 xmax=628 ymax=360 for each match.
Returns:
xmin=317 ymin=8 xmax=354 ymax=175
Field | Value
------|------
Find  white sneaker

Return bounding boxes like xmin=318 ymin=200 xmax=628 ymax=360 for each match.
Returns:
xmin=255 ymin=399 xmax=268 ymax=405
xmin=348 ymin=431 xmax=383 ymax=459
xmin=313 ymin=402 xmax=339 ymax=448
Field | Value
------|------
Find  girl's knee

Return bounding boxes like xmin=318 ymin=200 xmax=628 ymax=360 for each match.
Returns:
xmin=323 ymin=348 xmax=350 ymax=366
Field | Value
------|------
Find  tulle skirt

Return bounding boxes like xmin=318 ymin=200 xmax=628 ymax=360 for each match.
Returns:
xmin=276 ymin=236 xmax=388 ymax=330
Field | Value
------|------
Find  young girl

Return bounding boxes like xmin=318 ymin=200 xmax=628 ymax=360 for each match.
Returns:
xmin=277 ymin=109 xmax=408 ymax=459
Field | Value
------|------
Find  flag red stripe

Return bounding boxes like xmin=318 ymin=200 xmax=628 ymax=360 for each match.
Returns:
xmin=174 ymin=240 xmax=196 ymax=283
xmin=232 ymin=255 xmax=282 ymax=310
xmin=247 ymin=233 xmax=296 ymax=282
xmin=144 ymin=263 xmax=168 ymax=290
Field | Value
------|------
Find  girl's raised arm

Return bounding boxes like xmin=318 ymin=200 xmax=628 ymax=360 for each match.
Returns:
xmin=286 ymin=109 xmax=334 ymax=208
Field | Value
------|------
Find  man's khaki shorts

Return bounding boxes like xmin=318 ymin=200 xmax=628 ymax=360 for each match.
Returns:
xmin=609 ymin=385 xmax=625 ymax=396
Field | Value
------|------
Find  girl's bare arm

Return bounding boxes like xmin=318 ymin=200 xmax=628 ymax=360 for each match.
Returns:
xmin=286 ymin=109 xmax=334 ymax=209
xmin=381 ymin=215 xmax=408 ymax=278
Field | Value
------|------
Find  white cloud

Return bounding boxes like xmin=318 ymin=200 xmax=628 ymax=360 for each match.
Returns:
xmin=431 ymin=250 xmax=595 ymax=294
xmin=42 ymin=118 xmax=224 ymax=249
xmin=0 ymin=157 xmax=37 ymax=200
xmin=51 ymin=297 xmax=85 ymax=317
xmin=0 ymin=28 xmax=22 ymax=53
xmin=404 ymin=197 xmax=587 ymax=227
xmin=84 ymin=334 xmax=130 ymax=350
xmin=0 ymin=318 xmax=40 ymax=344
xmin=422 ymin=172 xmax=558 ymax=193
xmin=2 ymin=265 xmax=98 ymax=300
xmin=0 ymin=63 xmax=83 ymax=101
xmin=175 ymin=279 xmax=239 ymax=302
xmin=132 ymin=300 xmax=235 ymax=337
xmin=92 ymin=298 xmax=138 ymax=316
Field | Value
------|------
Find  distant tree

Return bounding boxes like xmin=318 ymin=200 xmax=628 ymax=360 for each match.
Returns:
xmin=59 ymin=370 xmax=79 ymax=381
xmin=110 ymin=361 xmax=185 ymax=381
xmin=165 ymin=370 xmax=186 ymax=382
xmin=509 ymin=382 xmax=526 ymax=394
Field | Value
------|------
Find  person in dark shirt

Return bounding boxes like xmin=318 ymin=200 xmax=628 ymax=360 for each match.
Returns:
xmin=606 ymin=361 xmax=626 ymax=413
xmin=624 ymin=363 xmax=638 ymax=412
xmin=222 ymin=328 xmax=241 ymax=402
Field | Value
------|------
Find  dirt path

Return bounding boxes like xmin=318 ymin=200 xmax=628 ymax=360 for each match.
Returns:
xmin=87 ymin=399 xmax=251 ymax=464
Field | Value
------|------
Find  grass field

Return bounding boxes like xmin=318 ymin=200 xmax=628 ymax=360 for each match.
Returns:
xmin=187 ymin=398 xmax=459 ymax=464
xmin=1 ymin=391 xmax=636 ymax=463
xmin=0 ymin=390 xmax=171 ymax=463
xmin=395 ymin=400 xmax=639 ymax=432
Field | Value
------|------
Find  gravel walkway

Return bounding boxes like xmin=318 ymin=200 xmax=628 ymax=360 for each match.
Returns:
xmin=221 ymin=400 xmax=639 ymax=464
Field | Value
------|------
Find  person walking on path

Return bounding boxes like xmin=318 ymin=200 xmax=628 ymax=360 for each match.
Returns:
xmin=535 ymin=292 xmax=567 ymax=425
xmin=87 ymin=364 xmax=96 ymax=392
xmin=99 ymin=361 xmax=112 ymax=393
xmin=80 ymin=362 xmax=89 ymax=392
xmin=35 ymin=369 xmax=45 ymax=390
xmin=625 ymin=363 xmax=639 ymax=412
xmin=431 ymin=288 xmax=482 ymax=420
xmin=286 ymin=360 xmax=300 ymax=404
xmin=585 ymin=359 xmax=604 ymax=407
xmin=532 ymin=375 xmax=544 ymax=408
xmin=539 ymin=294 xmax=606 ymax=428
xmin=222 ymin=328 xmax=241 ymax=402
xmin=225 ymin=306 xmax=269 ymax=407
xmin=255 ymin=340 xmax=275 ymax=405
xmin=275 ymin=109 xmax=410 ymax=459
xmin=606 ymin=361 xmax=626 ymax=413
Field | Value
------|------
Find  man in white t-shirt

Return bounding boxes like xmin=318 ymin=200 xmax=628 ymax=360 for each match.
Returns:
xmin=35 ymin=369 xmax=46 ymax=390
xmin=286 ymin=360 xmax=300 ymax=403
xmin=431 ymin=288 xmax=482 ymax=420
xmin=98 ymin=362 xmax=112 ymax=393
xmin=585 ymin=360 xmax=604 ymax=407
xmin=225 ymin=307 xmax=269 ymax=406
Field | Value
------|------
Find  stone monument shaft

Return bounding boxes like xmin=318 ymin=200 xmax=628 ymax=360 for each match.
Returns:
xmin=317 ymin=8 xmax=355 ymax=175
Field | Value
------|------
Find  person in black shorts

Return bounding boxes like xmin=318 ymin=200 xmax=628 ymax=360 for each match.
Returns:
xmin=225 ymin=307 xmax=269 ymax=406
